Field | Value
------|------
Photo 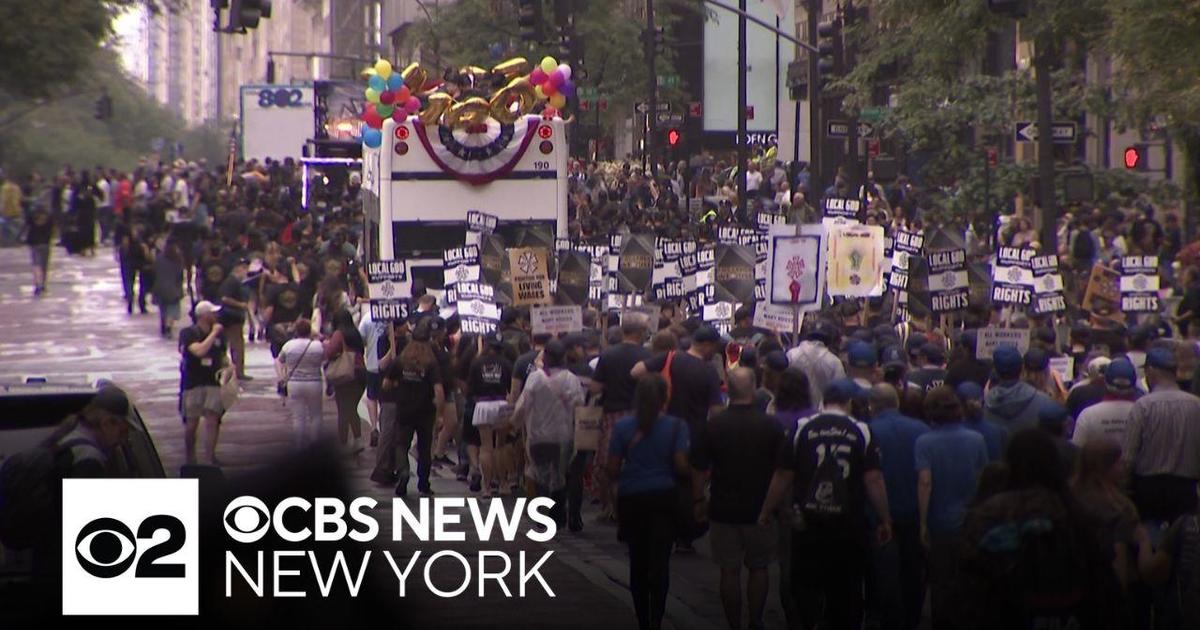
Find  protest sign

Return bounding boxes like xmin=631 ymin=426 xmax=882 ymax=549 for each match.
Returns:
xmin=1031 ymin=254 xmax=1067 ymax=314
xmin=366 ymin=260 xmax=410 ymax=321
xmin=821 ymin=197 xmax=862 ymax=223
xmin=826 ymin=224 xmax=886 ymax=298
xmin=991 ymin=246 xmax=1035 ymax=306
xmin=555 ymin=250 xmax=591 ymax=306
xmin=926 ymin=248 xmax=970 ymax=312
xmin=976 ymin=327 xmax=1032 ymax=359
xmin=616 ymin=233 xmax=655 ymax=295
xmin=769 ymin=227 xmax=824 ymax=309
xmin=1119 ymin=256 xmax=1160 ymax=313
xmin=1081 ymin=263 xmax=1122 ymax=314
xmin=508 ymin=247 xmax=552 ymax=306
xmin=531 ymin=305 xmax=584 ymax=335
xmin=754 ymin=301 xmax=801 ymax=334
xmin=713 ymin=244 xmax=758 ymax=305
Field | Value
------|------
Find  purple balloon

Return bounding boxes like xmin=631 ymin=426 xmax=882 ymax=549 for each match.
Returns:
xmin=549 ymin=70 xmax=565 ymax=87
xmin=530 ymin=67 xmax=548 ymax=86
xmin=559 ymin=81 xmax=575 ymax=99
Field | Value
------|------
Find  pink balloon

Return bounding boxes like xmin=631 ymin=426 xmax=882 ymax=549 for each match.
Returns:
xmin=391 ymin=108 xmax=406 ymax=122
xmin=549 ymin=70 xmax=565 ymax=87
xmin=405 ymin=96 xmax=420 ymax=113
xmin=379 ymin=90 xmax=396 ymax=105
xmin=542 ymin=81 xmax=558 ymax=97
xmin=530 ymin=67 xmax=548 ymax=86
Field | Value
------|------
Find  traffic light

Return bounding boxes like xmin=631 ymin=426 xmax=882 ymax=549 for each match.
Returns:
xmin=816 ymin=19 xmax=842 ymax=89
xmin=228 ymin=0 xmax=271 ymax=32
xmin=666 ymin=128 xmax=682 ymax=148
xmin=518 ymin=0 xmax=545 ymax=42
xmin=1123 ymin=145 xmax=1146 ymax=170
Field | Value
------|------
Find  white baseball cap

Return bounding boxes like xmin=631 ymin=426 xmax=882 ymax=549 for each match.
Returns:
xmin=195 ymin=300 xmax=222 ymax=316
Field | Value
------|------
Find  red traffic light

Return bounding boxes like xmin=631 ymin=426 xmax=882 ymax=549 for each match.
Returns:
xmin=666 ymin=128 xmax=681 ymax=147
xmin=1123 ymin=146 xmax=1142 ymax=170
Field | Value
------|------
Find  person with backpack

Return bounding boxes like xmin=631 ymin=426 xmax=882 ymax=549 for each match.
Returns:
xmin=0 ymin=386 xmax=134 ymax=613
xmin=758 ymin=377 xmax=894 ymax=630
xmin=607 ymin=374 xmax=690 ymax=630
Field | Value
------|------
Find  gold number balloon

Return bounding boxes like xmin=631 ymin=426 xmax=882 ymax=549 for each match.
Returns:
xmin=489 ymin=77 xmax=537 ymax=124
xmin=491 ymin=57 xmax=530 ymax=79
xmin=418 ymin=92 xmax=454 ymax=125
xmin=445 ymin=97 xmax=492 ymax=128
xmin=400 ymin=63 xmax=429 ymax=92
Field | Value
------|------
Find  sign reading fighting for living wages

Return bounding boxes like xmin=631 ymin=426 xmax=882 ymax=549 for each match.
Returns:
xmin=826 ymin=224 xmax=886 ymax=298
xmin=508 ymin=247 xmax=552 ymax=306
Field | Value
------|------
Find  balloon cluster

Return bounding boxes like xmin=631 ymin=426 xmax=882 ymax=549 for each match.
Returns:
xmin=360 ymin=59 xmax=421 ymax=148
xmin=358 ymin=55 xmax=574 ymax=147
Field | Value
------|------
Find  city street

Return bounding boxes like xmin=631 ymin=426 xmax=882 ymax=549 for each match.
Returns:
xmin=0 ymin=245 xmax=786 ymax=629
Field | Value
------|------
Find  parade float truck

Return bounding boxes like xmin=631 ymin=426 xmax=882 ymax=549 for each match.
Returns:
xmin=359 ymin=58 xmax=573 ymax=296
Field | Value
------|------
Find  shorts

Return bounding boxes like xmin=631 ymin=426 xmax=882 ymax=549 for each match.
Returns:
xmin=30 ymin=244 xmax=50 ymax=270
xmin=159 ymin=300 xmax=182 ymax=321
xmin=365 ymin=370 xmax=383 ymax=401
xmin=709 ymin=521 xmax=777 ymax=569
xmin=181 ymin=386 xmax=223 ymax=420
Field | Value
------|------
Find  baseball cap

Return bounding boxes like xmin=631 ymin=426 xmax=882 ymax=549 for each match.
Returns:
xmin=694 ymin=326 xmax=721 ymax=344
xmin=880 ymin=345 xmax=907 ymax=368
xmin=955 ymin=381 xmax=984 ymax=403
xmin=905 ymin=336 xmax=927 ymax=360
xmin=485 ymin=331 xmax=506 ymax=349
xmin=958 ymin=329 xmax=978 ymax=353
xmin=847 ymin=342 xmax=878 ymax=369
xmin=823 ymin=377 xmax=865 ymax=405
xmin=194 ymin=300 xmax=222 ymax=316
xmin=88 ymin=385 xmax=131 ymax=418
xmin=1087 ymin=356 xmax=1112 ymax=379
xmin=920 ymin=342 xmax=946 ymax=365
xmin=1146 ymin=347 xmax=1178 ymax=371
xmin=993 ymin=345 xmax=1024 ymax=379
xmin=765 ymin=350 xmax=789 ymax=372
xmin=1038 ymin=401 xmax=1070 ymax=430
xmin=1104 ymin=358 xmax=1137 ymax=390
xmin=1024 ymin=347 xmax=1050 ymax=371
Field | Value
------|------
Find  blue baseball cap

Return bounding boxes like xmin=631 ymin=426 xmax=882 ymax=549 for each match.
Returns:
xmin=880 ymin=345 xmax=907 ymax=368
xmin=824 ymin=377 xmax=865 ymax=405
xmin=1104 ymin=358 xmax=1137 ymax=390
xmin=1146 ymin=347 xmax=1178 ymax=372
xmin=956 ymin=381 xmax=984 ymax=403
xmin=847 ymin=342 xmax=878 ymax=369
xmin=1038 ymin=400 xmax=1069 ymax=430
xmin=765 ymin=350 xmax=790 ymax=372
xmin=993 ymin=345 xmax=1024 ymax=379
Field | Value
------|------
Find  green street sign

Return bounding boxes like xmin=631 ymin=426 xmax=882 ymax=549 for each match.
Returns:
xmin=860 ymin=106 xmax=887 ymax=123
xmin=656 ymin=75 xmax=680 ymax=88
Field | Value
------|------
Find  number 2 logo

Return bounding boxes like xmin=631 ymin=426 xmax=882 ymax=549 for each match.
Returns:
xmin=75 ymin=515 xmax=187 ymax=579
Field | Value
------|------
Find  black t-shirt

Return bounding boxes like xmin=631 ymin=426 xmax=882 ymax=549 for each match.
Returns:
xmin=219 ymin=275 xmax=250 ymax=323
xmin=25 ymin=209 xmax=53 ymax=245
xmin=946 ymin=358 xmax=991 ymax=389
xmin=199 ymin=259 xmax=226 ymax=303
xmin=467 ymin=354 xmax=512 ymax=400
xmin=266 ymin=283 xmax=303 ymax=325
xmin=593 ymin=342 xmax=651 ymax=413
xmin=1067 ymin=381 xmax=1107 ymax=419
xmin=691 ymin=404 xmax=784 ymax=524
xmin=513 ymin=350 xmax=539 ymax=389
xmin=908 ymin=367 xmax=948 ymax=393
xmin=383 ymin=361 xmax=441 ymax=420
xmin=178 ymin=325 xmax=226 ymax=390
xmin=777 ymin=411 xmax=881 ymax=536
xmin=643 ymin=350 xmax=723 ymax=429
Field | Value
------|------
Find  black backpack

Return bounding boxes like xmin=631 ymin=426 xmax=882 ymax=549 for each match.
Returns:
xmin=0 ymin=437 xmax=95 ymax=550
xmin=1071 ymin=228 xmax=1097 ymax=263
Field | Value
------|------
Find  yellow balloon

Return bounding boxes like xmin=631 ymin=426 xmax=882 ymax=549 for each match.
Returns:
xmin=445 ymin=97 xmax=492 ymax=129
xmin=535 ymin=85 xmax=546 ymax=100
xmin=365 ymin=87 xmax=380 ymax=103
xmin=491 ymin=57 xmax=530 ymax=79
xmin=549 ymin=93 xmax=566 ymax=109
xmin=418 ymin=92 xmax=455 ymax=126
xmin=489 ymin=77 xmax=537 ymax=124
xmin=374 ymin=58 xmax=393 ymax=79
xmin=540 ymin=56 xmax=557 ymax=74
xmin=401 ymin=63 xmax=429 ymax=92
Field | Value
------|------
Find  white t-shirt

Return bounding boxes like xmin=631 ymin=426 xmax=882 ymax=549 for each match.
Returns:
xmin=278 ymin=338 xmax=324 ymax=383
xmin=1071 ymin=398 xmax=1134 ymax=449
xmin=745 ymin=170 xmax=764 ymax=192
xmin=173 ymin=178 xmax=190 ymax=209
xmin=95 ymin=178 xmax=111 ymax=207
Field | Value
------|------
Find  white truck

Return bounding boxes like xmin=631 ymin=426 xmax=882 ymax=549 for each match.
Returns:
xmin=362 ymin=114 xmax=569 ymax=295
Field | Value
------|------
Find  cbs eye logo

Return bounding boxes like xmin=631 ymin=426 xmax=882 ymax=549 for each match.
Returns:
xmin=223 ymin=496 xmax=271 ymax=543
xmin=75 ymin=515 xmax=186 ymax=578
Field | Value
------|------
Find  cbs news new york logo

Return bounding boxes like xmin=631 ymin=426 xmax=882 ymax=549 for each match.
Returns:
xmin=62 ymin=479 xmax=199 ymax=615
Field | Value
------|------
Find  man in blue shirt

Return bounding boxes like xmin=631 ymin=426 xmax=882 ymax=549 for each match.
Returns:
xmin=867 ymin=383 xmax=929 ymax=630
xmin=916 ymin=385 xmax=989 ymax=630
xmin=957 ymin=381 xmax=1008 ymax=461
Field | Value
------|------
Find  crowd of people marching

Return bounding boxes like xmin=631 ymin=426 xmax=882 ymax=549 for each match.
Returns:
xmin=6 ymin=151 xmax=1200 ymax=630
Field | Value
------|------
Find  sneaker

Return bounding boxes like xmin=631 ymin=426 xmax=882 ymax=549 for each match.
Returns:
xmin=369 ymin=429 xmax=379 ymax=447
xmin=418 ymin=486 xmax=434 ymax=497
xmin=456 ymin=472 xmax=469 ymax=482
xmin=432 ymin=455 xmax=454 ymax=468
xmin=468 ymin=476 xmax=481 ymax=493
xmin=370 ymin=471 xmax=398 ymax=486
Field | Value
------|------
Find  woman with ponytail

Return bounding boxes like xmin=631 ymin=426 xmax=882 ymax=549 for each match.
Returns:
xmin=606 ymin=373 xmax=690 ymax=630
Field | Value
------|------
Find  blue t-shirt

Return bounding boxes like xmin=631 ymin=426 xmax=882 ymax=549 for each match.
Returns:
xmin=964 ymin=414 xmax=1008 ymax=462
xmin=914 ymin=424 xmax=989 ymax=536
xmin=869 ymin=409 xmax=930 ymax=525
xmin=609 ymin=414 xmax=689 ymax=496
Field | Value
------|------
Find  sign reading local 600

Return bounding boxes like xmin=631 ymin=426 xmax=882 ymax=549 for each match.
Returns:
xmin=367 ymin=260 xmax=408 ymax=301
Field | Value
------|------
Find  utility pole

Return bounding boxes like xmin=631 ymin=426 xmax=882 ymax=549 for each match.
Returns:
xmin=807 ymin=0 xmax=821 ymax=198
xmin=1034 ymin=31 xmax=1057 ymax=251
xmin=645 ymin=0 xmax=658 ymax=177
xmin=736 ymin=0 xmax=747 ymax=220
